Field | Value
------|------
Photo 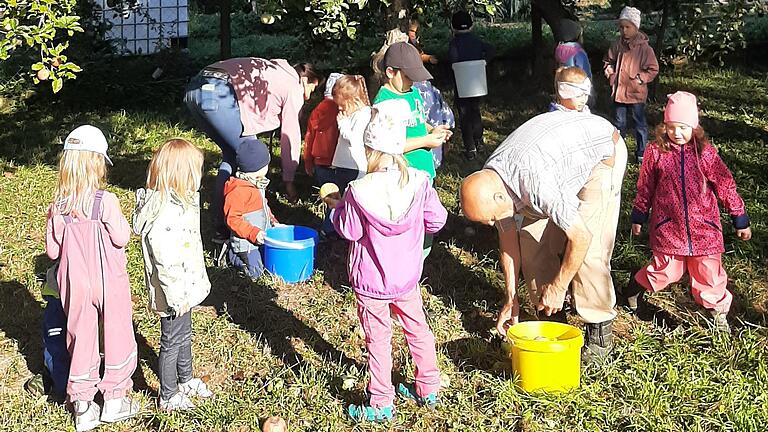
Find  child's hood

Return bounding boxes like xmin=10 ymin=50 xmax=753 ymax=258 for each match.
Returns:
xmin=346 ymin=169 xmax=429 ymax=236
xmin=132 ymin=188 xmax=191 ymax=235
xmin=623 ymin=31 xmax=650 ymax=49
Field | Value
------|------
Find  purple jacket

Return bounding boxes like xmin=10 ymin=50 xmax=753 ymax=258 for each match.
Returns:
xmin=331 ymin=169 xmax=447 ymax=299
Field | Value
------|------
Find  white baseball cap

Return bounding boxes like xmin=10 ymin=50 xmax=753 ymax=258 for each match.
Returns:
xmin=64 ymin=125 xmax=113 ymax=165
xmin=363 ymin=99 xmax=412 ymax=155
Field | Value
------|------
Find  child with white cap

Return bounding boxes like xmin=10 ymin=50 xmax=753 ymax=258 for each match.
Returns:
xmin=45 ymin=125 xmax=140 ymax=431
xmin=626 ymin=91 xmax=751 ymax=332
xmin=603 ymin=5 xmax=659 ymax=163
xmin=324 ymin=99 xmax=448 ymax=423
xmin=549 ymin=66 xmax=592 ymax=113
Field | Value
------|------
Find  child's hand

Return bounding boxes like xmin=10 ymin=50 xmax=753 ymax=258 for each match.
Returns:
xmin=631 ymin=224 xmax=642 ymax=236
xmin=256 ymin=230 xmax=266 ymax=245
xmin=428 ymin=55 xmax=439 ymax=65
xmin=605 ymin=65 xmax=615 ymax=79
xmin=322 ymin=193 xmax=341 ymax=208
xmin=736 ymin=227 xmax=752 ymax=241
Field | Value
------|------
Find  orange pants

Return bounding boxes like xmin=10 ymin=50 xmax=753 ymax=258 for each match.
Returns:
xmin=634 ymin=253 xmax=732 ymax=314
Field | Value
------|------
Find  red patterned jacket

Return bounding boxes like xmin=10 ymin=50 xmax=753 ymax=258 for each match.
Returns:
xmin=631 ymin=139 xmax=750 ymax=256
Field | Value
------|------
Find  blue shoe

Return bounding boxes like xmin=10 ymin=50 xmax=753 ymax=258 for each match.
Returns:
xmin=347 ymin=403 xmax=395 ymax=423
xmin=397 ymin=383 xmax=438 ymax=409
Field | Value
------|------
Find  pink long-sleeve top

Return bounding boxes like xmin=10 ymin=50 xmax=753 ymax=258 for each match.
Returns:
xmin=208 ymin=58 xmax=305 ymax=181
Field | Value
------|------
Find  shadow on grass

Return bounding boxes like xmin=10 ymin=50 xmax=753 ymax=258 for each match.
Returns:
xmin=0 ymin=280 xmax=44 ymax=376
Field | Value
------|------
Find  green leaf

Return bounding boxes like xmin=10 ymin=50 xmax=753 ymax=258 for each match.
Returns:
xmin=52 ymin=77 xmax=63 ymax=93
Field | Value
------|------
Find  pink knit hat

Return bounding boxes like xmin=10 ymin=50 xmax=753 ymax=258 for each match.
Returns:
xmin=664 ymin=91 xmax=699 ymax=128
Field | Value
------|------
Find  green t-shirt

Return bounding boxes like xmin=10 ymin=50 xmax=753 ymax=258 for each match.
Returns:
xmin=374 ymin=86 xmax=435 ymax=179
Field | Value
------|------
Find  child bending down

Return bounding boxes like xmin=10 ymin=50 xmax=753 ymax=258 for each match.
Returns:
xmin=627 ymin=92 xmax=751 ymax=332
xmin=326 ymin=99 xmax=448 ymax=422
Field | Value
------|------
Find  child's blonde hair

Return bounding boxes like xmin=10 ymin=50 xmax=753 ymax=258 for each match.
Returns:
xmin=554 ymin=66 xmax=588 ymax=98
xmin=146 ymin=138 xmax=204 ymax=208
xmin=366 ymin=149 xmax=410 ymax=188
xmin=333 ymin=75 xmax=371 ymax=113
xmin=54 ymin=150 xmax=107 ymax=215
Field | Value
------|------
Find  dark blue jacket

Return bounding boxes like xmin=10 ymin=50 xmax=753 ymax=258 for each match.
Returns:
xmin=448 ymin=33 xmax=495 ymax=64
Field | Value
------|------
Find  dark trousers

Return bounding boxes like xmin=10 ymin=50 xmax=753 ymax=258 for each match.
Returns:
xmin=42 ymin=295 xmax=70 ymax=399
xmin=184 ymin=74 xmax=269 ymax=234
xmin=613 ymin=102 xmax=649 ymax=160
xmin=456 ymin=97 xmax=484 ymax=153
xmin=315 ymin=166 xmax=361 ymax=235
xmin=159 ymin=311 xmax=193 ymax=400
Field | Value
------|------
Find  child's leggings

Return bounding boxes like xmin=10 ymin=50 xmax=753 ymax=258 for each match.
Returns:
xmin=63 ymin=275 xmax=137 ymax=402
xmin=355 ymin=287 xmax=440 ymax=408
xmin=634 ymin=253 xmax=732 ymax=314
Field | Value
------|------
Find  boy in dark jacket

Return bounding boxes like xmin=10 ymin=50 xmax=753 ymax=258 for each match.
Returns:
xmin=448 ymin=11 xmax=495 ymax=160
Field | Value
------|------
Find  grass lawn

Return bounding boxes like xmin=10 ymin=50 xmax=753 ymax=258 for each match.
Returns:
xmin=1 ymin=49 xmax=767 ymax=431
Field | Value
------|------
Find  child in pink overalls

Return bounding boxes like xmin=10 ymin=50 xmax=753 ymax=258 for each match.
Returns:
xmin=45 ymin=125 xmax=139 ymax=431
xmin=326 ymin=99 xmax=448 ymax=423
xmin=627 ymin=92 xmax=752 ymax=331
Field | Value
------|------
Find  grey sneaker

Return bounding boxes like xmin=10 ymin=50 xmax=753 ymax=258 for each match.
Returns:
xmin=100 ymin=396 xmax=140 ymax=423
xmin=73 ymin=400 xmax=101 ymax=432
xmin=711 ymin=311 xmax=731 ymax=333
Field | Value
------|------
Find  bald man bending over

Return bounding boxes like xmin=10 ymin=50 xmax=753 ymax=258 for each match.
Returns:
xmin=461 ymin=110 xmax=627 ymax=357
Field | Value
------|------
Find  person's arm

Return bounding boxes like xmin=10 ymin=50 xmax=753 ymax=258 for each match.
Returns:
xmin=224 ymin=187 xmax=266 ymax=244
xmin=404 ymin=132 xmax=445 ymax=152
xmin=279 ymin=88 xmax=304 ymax=182
xmin=330 ymin=191 xmax=364 ymax=241
xmin=638 ymin=45 xmax=660 ymax=84
xmin=603 ymin=42 xmax=617 ymax=78
xmin=496 ymin=220 xmax=521 ymax=336
xmin=423 ymin=183 xmax=448 ymax=234
xmin=631 ymin=144 xmax=657 ymax=234
xmin=101 ymin=192 xmax=131 ymax=248
xmin=703 ymin=146 xmax=751 ymax=235
xmin=537 ymin=215 xmax=592 ymax=315
xmin=304 ymin=110 xmax=318 ymax=175
xmin=45 ymin=206 xmax=62 ymax=260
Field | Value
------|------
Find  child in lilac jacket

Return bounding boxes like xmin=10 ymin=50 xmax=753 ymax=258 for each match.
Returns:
xmin=327 ymin=99 xmax=447 ymax=423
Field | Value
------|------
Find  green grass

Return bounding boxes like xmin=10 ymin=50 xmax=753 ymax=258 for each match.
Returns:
xmin=1 ymin=46 xmax=768 ymax=431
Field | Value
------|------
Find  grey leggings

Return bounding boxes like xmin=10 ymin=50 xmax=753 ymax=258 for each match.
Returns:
xmin=159 ymin=311 xmax=193 ymax=400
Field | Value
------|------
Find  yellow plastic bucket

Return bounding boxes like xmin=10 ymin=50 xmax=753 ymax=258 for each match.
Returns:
xmin=506 ymin=321 xmax=584 ymax=392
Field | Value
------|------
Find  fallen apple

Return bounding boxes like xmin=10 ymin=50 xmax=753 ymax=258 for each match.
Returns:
xmin=262 ymin=416 xmax=287 ymax=432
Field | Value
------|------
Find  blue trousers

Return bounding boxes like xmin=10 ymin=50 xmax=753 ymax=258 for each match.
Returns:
xmin=184 ymin=74 xmax=269 ymax=234
xmin=613 ymin=102 xmax=649 ymax=160
xmin=315 ymin=166 xmax=361 ymax=235
xmin=42 ymin=295 xmax=70 ymax=399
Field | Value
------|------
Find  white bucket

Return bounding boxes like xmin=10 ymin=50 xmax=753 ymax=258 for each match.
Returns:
xmin=452 ymin=60 xmax=488 ymax=98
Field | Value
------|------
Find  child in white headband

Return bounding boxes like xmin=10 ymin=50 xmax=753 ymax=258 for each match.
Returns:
xmin=550 ymin=66 xmax=591 ymax=113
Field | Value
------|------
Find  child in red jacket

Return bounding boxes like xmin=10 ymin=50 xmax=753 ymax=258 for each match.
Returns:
xmin=224 ymin=140 xmax=278 ymax=279
xmin=304 ymin=73 xmax=343 ymax=186
xmin=627 ymin=92 xmax=751 ymax=332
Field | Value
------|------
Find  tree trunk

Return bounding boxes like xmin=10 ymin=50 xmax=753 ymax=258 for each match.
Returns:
xmin=650 ymin=0 xmax=671 ymax=101
xmin=531 ymin=6 xmax=543 ymax=75
xmin=220 ymin=0 xmax=231 ymax=59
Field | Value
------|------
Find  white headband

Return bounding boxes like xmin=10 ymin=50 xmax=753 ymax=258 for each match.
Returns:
xmin=557 ymin=78 xmax=591 ymax=100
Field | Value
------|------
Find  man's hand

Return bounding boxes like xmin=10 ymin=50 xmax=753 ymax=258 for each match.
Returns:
xmin=736 ymin=227 xmax=752 ymax=241
xmin=537 ymin=280 xmax=568 ymax=316
xmin=496 ymin=297 xmax=520 ymax=337
xmin=632 ymin=223 xmax=642 ymax=236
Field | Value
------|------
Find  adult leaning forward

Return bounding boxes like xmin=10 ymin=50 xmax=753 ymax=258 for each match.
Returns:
xmin=184 ymin=58 xmax=322 ymax=236
xmin=460 ymin=110 xmax=627 ymax=357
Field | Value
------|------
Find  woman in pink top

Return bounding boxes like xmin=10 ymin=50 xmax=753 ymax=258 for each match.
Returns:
xmin=184 ymin=58 xmax=322 ymax=237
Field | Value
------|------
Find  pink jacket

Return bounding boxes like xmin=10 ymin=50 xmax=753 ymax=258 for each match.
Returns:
xmin=331 ymin=169 xmax=447 ymax=299
xmin=208 ymin=58 xmax=304 ymax=181
xmin=603 ymin=32 xmax=659 ymax=104
xmin=631 ymin=140 xmax=750 ymax=256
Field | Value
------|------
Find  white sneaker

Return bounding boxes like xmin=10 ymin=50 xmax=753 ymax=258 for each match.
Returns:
xmin=73 ymin=400 xmax=101 ymax=432
xmin=159 ymin=391 xmax=195 ymax=411
xmin=100 ymin=396 xmax=140 ymax=423
xmin=179 ymin=378 xmax=214 ymax=398
xmin=711 ymin=311 xmax=731 ymax=333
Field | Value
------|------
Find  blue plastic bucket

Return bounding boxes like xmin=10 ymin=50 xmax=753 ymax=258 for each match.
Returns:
xmin=263 ymin=225 xmax=318 ymax=283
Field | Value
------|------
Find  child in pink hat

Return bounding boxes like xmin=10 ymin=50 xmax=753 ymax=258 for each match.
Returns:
xmin=626 ymin=91 xmax=752 ymax=332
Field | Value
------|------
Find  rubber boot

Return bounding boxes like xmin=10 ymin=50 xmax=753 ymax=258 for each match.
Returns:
xmin=583 ymin=319 xmax=614 ymax=362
